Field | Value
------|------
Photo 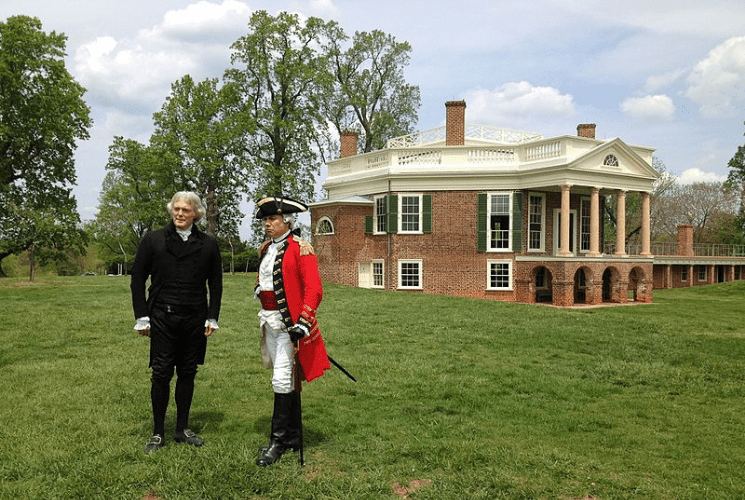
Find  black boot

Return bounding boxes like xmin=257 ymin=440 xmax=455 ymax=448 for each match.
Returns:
xmin=286 ymin=392 xmax=302 ymax=452
xmin=259 ymin=392 xmax=302 ymax=453
xmin=256 ymin=393 xmax=293 ymax=466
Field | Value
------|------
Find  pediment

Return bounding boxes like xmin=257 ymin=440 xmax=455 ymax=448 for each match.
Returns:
xmin=568 ymin=138 xmax=659 ymax=179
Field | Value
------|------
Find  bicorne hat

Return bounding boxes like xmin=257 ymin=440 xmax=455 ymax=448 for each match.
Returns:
xmin=254 ymin=196 xmax=308 ymax=219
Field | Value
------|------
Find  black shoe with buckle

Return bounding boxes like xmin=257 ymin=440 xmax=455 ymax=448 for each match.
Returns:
xmin=174 ymin=428 xmax=204 ymax=447
xmin=144 ymin=434 xmax=165 ymax=455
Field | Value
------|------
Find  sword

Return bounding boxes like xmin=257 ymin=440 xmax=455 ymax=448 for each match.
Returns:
xmin=328 ymin=355 xmax=357 ymax=382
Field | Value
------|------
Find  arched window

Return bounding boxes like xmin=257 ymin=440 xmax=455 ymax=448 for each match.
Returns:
xmin=315 ymin=216 xmax=334 ymax=235
xmin=603 ymin=154 xmax=619 ymax=167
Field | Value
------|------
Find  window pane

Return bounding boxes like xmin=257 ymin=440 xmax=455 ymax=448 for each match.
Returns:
xmin=400 ymin=262 xmax=420 ymax=287
xmin=373 ymin=262 xmax=383 ymax=287
xmin=376 ymin=198 xmax=387 ymax=232
xmin=401 ymin=196 xmax=420 ymax=232
xmin=490 ymin=262 xmax=510 ymax=288
xmin=529 ymin=195 xmax=543 ymax=250
xmin=489 ymin=194 xmax=511 ymax=250
xmin=490 ymin=215 xmax=509 ymax=248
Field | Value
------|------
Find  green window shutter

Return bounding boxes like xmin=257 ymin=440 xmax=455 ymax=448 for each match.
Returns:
xmin=477 ymin=193 xmax=487 ymax=252
xmin=422 ymin=194 xmax=432 ymax=233
xmin=512 ymin=192 xmax=523 ymax=252
xmin=387 ymin=194 xmax=398 ymax=234
xmin=364 ymin=215 xmax=373 ymax=234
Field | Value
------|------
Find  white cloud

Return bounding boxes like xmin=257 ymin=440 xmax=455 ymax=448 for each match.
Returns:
xmin=620 ymin=95 xmax=676 ymax=121
xmin=677 ymin=168 xmax=728 ymax=184
xmin=73 ymin=0 xmax=250 ymax=113
xmin=685 ymin=36 xmax=745 ymax=118
xmin=463 ymin=82 xmax=576 ymax=125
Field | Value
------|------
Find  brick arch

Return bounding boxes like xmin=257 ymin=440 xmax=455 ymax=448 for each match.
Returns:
xmin=573 ymin=266 xmax=595 ymax=305
xmin=628 ymin=266 xmax=652 ymax=303
xmin=601 ymin=266 xmax=623 ymax=303
xmin=530 ymin=265 xmax=554 ymax=303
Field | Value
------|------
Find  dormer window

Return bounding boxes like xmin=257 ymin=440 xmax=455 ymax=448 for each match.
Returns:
xmin=604 ymin=154 xmax=619 ymax=167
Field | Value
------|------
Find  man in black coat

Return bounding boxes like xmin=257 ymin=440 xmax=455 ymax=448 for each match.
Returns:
xmin=130 ymin=191 xmax=223 ymax=454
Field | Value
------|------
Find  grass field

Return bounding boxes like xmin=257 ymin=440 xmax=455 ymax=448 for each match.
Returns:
xmin=1 ymin=275 xmax=744 ymax=500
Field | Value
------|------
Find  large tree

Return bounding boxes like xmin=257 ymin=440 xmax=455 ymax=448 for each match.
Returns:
xmin=151 ymin=75 xmax=243 ymax=238
xmin=652 ymin=181 xmax=740 ymax=243
xmin=324 ymin=29 xmax=420 ymax=153
xmin=0 ymin=16 xmax=91 ymax=277
xmin=91 ymin=137 xmax=171 ymax=273
xmin=224 ymin=10 xmax=337 ymax=205
xmin=726 ymin=121 xmax=745 ymax=240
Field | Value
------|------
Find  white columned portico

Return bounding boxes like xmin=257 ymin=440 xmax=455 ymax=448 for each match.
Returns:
xmin=559 ymin=184 xmax=572 ymax=257
xmin=615 ymin=190 xmax=627 ymax=257
xmin=589 ymin=187 xmax=601 ymax=257
xmin=640 ymin=191 xmax=652 ymax=257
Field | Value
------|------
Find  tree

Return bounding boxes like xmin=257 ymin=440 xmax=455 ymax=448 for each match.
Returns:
xmin=0 ymin=16 xmax=91 ymax=277
xmin=224 ymin=11 xmax=337 ymax=210
xmin=604 ymin=156 xmax=673 ymax=246
xmin=726 ymin=121 xmax=745 ymax=240
xmin=91 ymin=137 xmax=171 ymax=273
xmin=324 ymin=29 xmax=421 ymax=153
xmin=151 ymin=75 xmax=244 ymax=238
xmin=653 ymin=181 xmax=739 ymax=243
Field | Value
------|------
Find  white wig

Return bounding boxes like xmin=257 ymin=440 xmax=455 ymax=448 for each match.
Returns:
xmin=167 ymin=191 xmax=206 ymax=221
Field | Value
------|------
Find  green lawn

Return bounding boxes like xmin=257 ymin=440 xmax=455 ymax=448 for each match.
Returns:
xmin=1 ymin=275 xmax=744 ymax=499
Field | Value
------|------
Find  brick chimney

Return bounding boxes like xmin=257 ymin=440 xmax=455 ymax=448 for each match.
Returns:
xmin=677 ymin=224 xmax=694 ymax=257
xmin=577 ymin=123 xmax=596 ymax=139
xmin=340 ymin=131 xmax=358 ymax=158
xmin=445 ymin=100 xmax=466 ymax=146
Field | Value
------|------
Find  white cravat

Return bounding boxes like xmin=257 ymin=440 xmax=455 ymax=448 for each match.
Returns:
xmin=176 ymin=225 xmax=192 ymax=241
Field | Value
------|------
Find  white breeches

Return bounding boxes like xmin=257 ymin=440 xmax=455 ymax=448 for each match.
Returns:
xmin=261 ymin=323 xmax=295 ymax=394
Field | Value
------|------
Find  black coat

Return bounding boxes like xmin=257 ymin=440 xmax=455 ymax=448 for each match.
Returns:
xmin=130 ymin=222 xmax=222 ymax=321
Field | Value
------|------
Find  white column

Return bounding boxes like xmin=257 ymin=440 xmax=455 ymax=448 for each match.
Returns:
xmin=615 ymin=190 xmax=627 ymax=257
xmin=640 ymin=191 xmax=652 ymax=257
xmin=589 ymin=187 xmax=601 ymax=257
xmin=559 ymin=184 xmax=572 ymax=257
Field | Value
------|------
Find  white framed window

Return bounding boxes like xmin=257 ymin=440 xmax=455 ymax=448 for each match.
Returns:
xmin=681 ymin=266 xmax=688 ymax=282
xmin=488 ymin=192 xmax=512 ymax=251
xmin=372 ymin=260 xmax=384 ymax=288
xmin=528 ymin=193 xmax=545 ymax=252
xmin=398 ymin=259 xmax=423 ymax=289
xmin=399 ymin=194 xmax=423 ymax=234
xmin=374 ymin=196 xmax=387 ymax=234
xmin=315 ymin=216 xmax=334 ymax=235
xmin=580 ymin=197 xmax=591 ymax=253
xmin=487 ymin=260 xmax=513 ymax=290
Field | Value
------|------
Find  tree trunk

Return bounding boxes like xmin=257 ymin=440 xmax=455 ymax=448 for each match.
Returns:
xmin=0 ymin=251 xmax=10 ymax=278
xmin=28 ymin=244 xmax=35 ymax=283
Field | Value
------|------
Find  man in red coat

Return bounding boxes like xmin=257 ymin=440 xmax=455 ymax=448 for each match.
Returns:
xmin=254 ymin=196 xmax=330 ymax=466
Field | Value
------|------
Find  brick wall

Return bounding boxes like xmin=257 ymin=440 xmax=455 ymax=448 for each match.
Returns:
xmin=340 ymin=131 xmax=358 ymax=159
xmin=445 ymin=101 xmax=466 ymax=146
xmin=312 ymin=190 xmax=655 ymax=305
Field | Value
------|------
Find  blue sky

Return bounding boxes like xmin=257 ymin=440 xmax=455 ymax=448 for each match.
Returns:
xmin=3 ymin=0 xmax=745 ymax=238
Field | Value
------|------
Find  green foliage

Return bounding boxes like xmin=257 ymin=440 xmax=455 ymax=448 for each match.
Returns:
xmin=224 ymin=10 xmax=338 ymax=204
xmin=151 ymin=76 xmax=244 ymax=238
xmin=91 ymin=137 xmax=172 ymax=271
xmin=1 ymin=276 xmax=745 ymax=499
xmin=324 ymin=29 xmax=421 ymax=153
xmin=0 ymin=16 xmax=92 ymax=276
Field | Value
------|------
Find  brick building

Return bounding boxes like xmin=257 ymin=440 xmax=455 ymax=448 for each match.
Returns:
xmin=310 ymin=100 xmax=744 ymax=306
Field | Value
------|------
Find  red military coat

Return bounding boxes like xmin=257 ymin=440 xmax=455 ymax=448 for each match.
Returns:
xmin=258 ymin=235 xmax=330 ymax=382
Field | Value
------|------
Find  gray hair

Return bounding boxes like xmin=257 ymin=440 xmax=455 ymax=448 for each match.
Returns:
xmin=282 ymin=213 xmax=297 ymax=228
xmin=167 ymin=191 xmax=206 ymax=221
